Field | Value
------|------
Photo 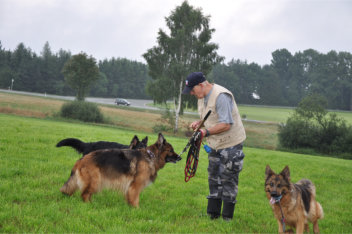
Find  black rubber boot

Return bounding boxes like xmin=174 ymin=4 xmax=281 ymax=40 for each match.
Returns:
xmin=222 ymin=201 xmax=235 ymax=221
xmin=207 ymin=198 xmax=222 ymax=220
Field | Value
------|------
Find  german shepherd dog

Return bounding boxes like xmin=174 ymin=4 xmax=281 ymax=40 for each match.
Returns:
xmin=60 ymin=133 xmax=181 ymax=207
xmin=265 ymin=165 xmax=324 ymax=233
xmin=56 ymin=135 xmax=148 ymax=156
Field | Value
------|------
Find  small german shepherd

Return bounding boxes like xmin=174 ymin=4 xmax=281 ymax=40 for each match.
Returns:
xmin=56 ymin=135 xmax=148 ymax=155
xmin=60 ymin=133 xmax=181 ymax=207
xmin=265 ymin=165 xmax=324 ymax=233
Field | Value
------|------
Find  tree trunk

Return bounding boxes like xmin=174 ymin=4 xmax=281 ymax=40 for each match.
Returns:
xmin=77 ymin=87 xmax=85 ymax=101
xmin=174 ymin=79 xmax=183 ymax=133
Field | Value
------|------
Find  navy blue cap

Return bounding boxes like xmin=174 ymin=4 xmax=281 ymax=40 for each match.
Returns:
xmin=182 ymin=72 xmax=206 ymax=94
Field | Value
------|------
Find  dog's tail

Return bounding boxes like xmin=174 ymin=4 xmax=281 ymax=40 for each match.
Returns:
xmin=316 ymin=201 xmax=324 ymax=219
xmin=56 ymin=138 xmax=86 ymax=154
xmin=60 ymin=169 xmax=79 ymax=196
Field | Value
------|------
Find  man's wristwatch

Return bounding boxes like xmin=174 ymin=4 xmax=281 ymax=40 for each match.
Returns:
xmin=205 ymin=129 xmax=210 ymax=137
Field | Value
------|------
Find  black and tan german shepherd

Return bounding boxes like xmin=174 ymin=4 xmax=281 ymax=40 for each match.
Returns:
xmin=60 ymin=133 xmax=181 ymax=207
xmin=265 ymin=165 xmax=324 ymax=234
xmin=56 ymin=135 xmax=148 ymax=156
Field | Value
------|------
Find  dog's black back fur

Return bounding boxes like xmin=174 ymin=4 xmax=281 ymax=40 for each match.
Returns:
xmin=92 ymin=149 xmax=143 ymax=173
xmin=294 ymin=183 xmax=311 ymax=213
xmin=56 ymin=135 xmax=147 ymax=155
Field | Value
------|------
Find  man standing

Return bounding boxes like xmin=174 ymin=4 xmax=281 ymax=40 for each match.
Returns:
xmin=182 ymin=72 xmax=246 ymax=221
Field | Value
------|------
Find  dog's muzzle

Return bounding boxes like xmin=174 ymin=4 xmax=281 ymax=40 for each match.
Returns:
xmin=270 ymin=192 xmax=283 ymax=205
xmin=166 ymin=154 xmax=182 ymax=163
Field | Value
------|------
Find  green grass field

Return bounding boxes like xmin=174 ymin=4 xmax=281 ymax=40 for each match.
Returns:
xmin=1 ymin=114 xmax=351 ymax=233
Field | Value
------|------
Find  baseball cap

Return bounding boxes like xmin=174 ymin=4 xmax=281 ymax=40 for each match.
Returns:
xmin=182 ymin=72 xmax=206 ymax=94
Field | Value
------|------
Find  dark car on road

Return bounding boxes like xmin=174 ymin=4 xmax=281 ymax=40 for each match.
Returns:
xmin=115 ymin=98 xmax=131 ymax=106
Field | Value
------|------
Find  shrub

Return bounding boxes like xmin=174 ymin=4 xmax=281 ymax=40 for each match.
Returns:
xmin=60 ymin=101 xmax=104 ymax=123
xmin=152 ymin=108 xmax=175 ymax=133
xmin=152 ymin=124 xmax=173 ymax=133
xmin=278 ymin=116 xmax=319 ymax=149
xmin=317 ymin=114 xmax=349 ymax=154
xmin=278 ymin=94 xmax=352 ymax=158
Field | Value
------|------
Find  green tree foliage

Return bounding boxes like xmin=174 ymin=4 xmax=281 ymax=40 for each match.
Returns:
xmin=0 ymin=41 xmax=73 ymax=95
xmin=143 ymin=1 xmax=223 ymax=132
xmin=0 ymin=41 xmax=13 ymax=89
xmin=295 ymin=94 xmax=327 ymax=122
xmin=98 ymin=58 xmax=150 ymax=99
xmin=9 ymin=43 xmax=38 ymax=92
xmin=271 ymin=49 xmax=294 ymax=105
xmin=0 ymin=41 xmax=149 ymax=99
xmin=89 ymin=72 xmax=109 ymax=97
xmin=256 ymin=65 xmax=283 ymax=105
xmin=37 ymin=42 xmax=73 ymax=95
xmin=62 ymin=53 xmax=99 ymax=101
xmin=211 ymin=60 xmax=261 ymax=104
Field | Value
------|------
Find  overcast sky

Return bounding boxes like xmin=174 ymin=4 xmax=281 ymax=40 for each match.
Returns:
xmin=1 ymin=0 xmax=351 ymax=65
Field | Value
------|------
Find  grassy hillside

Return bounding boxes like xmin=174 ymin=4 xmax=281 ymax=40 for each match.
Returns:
xmin=0 ymin=114 xmax=351 ymax=233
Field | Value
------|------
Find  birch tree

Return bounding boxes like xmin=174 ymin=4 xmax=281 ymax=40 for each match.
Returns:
xmin=143 ymin=1 xmax=223 ymax=132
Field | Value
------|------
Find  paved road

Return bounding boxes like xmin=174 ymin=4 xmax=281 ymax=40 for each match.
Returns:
xmin=0 ymin=89 xmax=157 ymax=110
xmin=1 ymin=89 xmax=276 ymax=123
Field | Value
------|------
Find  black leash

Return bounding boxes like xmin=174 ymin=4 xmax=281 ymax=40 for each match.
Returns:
xmin=274 ymin=195 xmax=286 ymax=232
xmin=184 ymin=131 xmax=203 ymax=182
xmin=278 ymin=202 xmax=286 ymax=232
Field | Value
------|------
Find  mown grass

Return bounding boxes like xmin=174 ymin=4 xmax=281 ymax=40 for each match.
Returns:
xmin=1 ymin=114 xmax=351 ymax=233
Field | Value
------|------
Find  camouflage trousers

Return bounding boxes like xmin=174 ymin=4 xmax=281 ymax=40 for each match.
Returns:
xmin=207 ymin=143 xmax=245 ymax=203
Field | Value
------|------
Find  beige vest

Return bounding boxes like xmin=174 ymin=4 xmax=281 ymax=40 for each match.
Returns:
xmin=198 ymin=84 xmax=246 ymax=150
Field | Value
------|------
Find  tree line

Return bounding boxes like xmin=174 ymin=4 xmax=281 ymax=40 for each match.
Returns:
xmin=210 ymin=49 xmax=352 ymax=110
xmin=0 ymin=41 xmax=150 ymax=99
xmin=1 ymin=41 xmax=352 ymax=110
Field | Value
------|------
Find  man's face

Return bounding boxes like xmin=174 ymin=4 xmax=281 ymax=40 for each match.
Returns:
xmin=190 ymin=83 xmax=204 ymax=99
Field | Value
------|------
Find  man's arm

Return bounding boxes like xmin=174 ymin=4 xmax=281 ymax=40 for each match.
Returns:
xmin=201 ymin=93 xmax=233 ymax=137
xmin=201 ymin=122 xmax=231 ymax=136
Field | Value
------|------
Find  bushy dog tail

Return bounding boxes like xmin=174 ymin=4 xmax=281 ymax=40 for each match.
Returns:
xmin=56 ymin=138 xmax=86 ymax=154
xmin=316 ymin=202 xmax=324 ymax=219
xmin=60 ymin=170 xmax=79 ymax=196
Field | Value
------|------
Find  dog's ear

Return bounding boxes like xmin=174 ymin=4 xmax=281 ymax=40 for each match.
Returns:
xmin=129 ymin=135 xmax=140 ymax=149
xmin=157 ymin=133 xmax=165 ymax=145
xmin=265 ymin=165 xmax=275 ymax=178
xmin=280 ymin=166 xmax=290 ymax=181
xmin=142 ymin=136 xmax=148 ymax=145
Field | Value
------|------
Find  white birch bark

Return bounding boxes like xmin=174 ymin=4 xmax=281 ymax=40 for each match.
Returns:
xmin=173 ymin=79 xmax=183 ymax=133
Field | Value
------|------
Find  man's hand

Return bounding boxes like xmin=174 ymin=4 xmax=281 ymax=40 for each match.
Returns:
xmin=190 ymin=120 xmax=202 ymax=131
xmin=193 ymin=129 xmax=207 ymax=143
